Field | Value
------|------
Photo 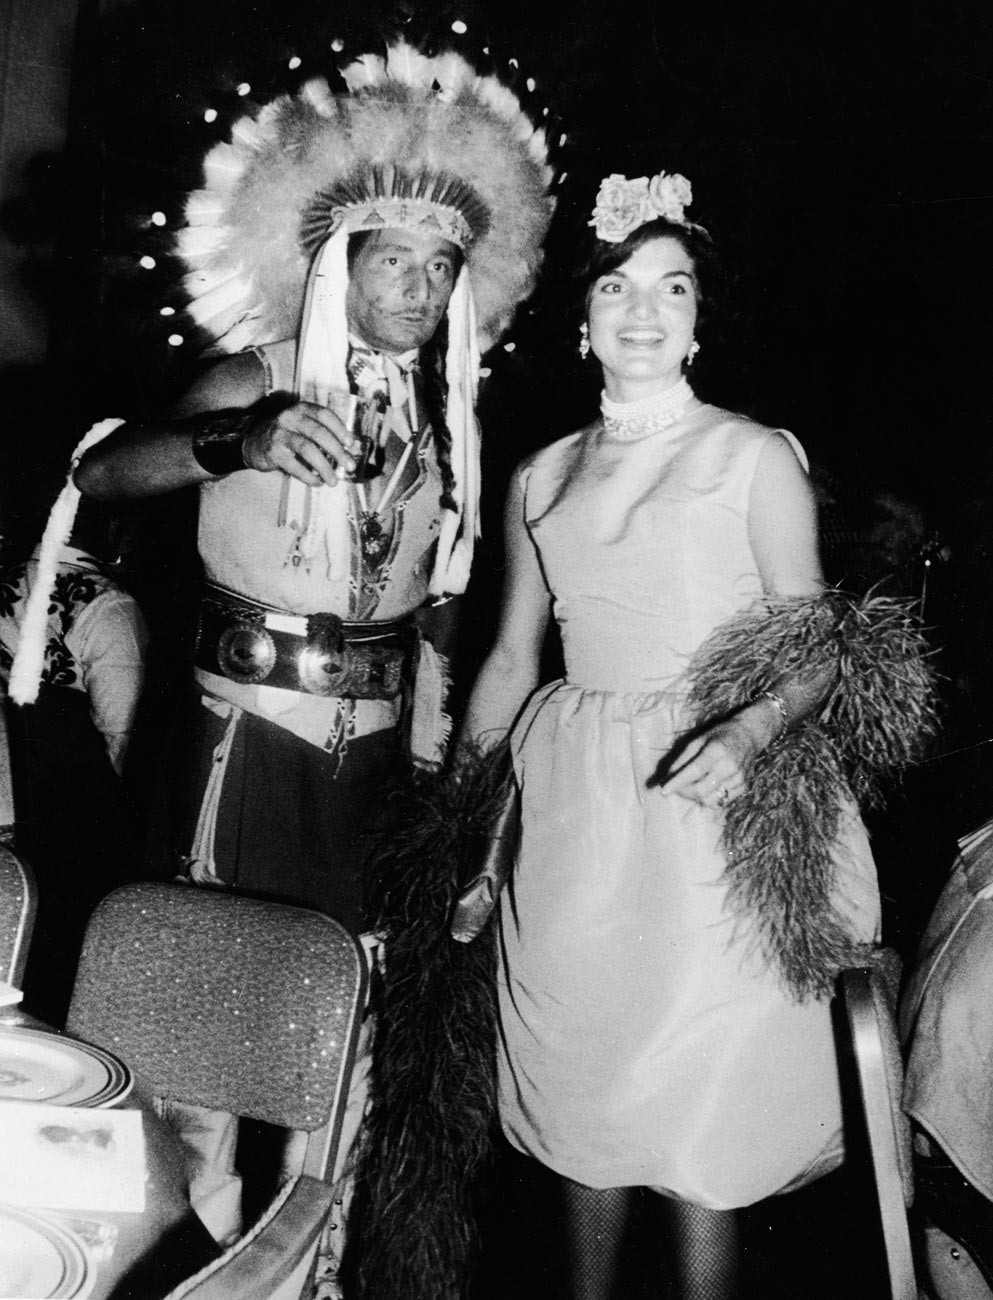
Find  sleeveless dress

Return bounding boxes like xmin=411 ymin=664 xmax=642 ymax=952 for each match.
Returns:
xmin=498 ymin=401 xmax=880 ymax=1210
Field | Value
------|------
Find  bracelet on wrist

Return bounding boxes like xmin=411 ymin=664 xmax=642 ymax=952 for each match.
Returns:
xmin=190 ymin=409 xmax=256 ymax=477
xmin=756 ymin=689 xmax=789 ymax=740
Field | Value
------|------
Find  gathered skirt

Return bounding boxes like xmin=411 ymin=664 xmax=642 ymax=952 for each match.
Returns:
xmin=497 ymin=681 xmax=880 ymax=1209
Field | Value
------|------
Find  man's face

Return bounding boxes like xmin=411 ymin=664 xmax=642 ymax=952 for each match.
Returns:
xmin=345 ymin=228 xmax=459 ymax=354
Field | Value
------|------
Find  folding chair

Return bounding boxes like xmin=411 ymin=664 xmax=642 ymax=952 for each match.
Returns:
xmin=840 ymin=957 xmax=919 ymax=1300
xmin=66 ymin=881 xmax=367 ymax=1300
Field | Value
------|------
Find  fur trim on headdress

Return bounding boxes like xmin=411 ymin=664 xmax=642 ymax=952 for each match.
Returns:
xmin=348 ymin=744 xmax=509 ymax=1300
xmin=179 ymin=42 xmax=555 ymax=354
xmin=684 ymin=589 xmax=940 ymax=1000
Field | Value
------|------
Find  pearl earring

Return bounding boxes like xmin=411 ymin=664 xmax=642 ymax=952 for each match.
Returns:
xmin=686 ymin=339 xmax=700 ymax=365
xmin=578 ymin=322 xmax=591 ymax=360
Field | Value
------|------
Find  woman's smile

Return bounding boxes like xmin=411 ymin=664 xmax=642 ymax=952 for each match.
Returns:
xmin=616 ymin=329 xmax=667 ymax=346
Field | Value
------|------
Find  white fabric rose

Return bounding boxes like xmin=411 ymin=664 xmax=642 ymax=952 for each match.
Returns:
xmin=589 ymin=174 xmax=650 ymax=243
xmin=647 ymin=171 xmax=693 ymax=223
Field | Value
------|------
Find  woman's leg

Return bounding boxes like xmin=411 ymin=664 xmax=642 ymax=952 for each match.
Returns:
xmin=662 ymin=1198 xmax=741 ymax=1300
xmin=561 ymin=1177 xmax=633 ymax=1300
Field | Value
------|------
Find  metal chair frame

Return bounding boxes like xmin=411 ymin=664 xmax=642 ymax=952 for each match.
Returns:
xmin=0 ymin=844 xmax=37 ymax=988
xmin=841 ymin=963 xmax=919 ymax=1300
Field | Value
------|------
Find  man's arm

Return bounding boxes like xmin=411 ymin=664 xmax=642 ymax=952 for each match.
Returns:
xmin=74 ymin=352 xmax=362 ymax=502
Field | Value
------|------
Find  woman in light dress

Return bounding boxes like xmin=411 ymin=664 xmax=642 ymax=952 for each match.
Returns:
xmin=459 ymin=171 xmax=881 ymax=1298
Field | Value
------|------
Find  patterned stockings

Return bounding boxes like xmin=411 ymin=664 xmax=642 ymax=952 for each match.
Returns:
xmin=561 ymin=1178 xmax=740 ymax=1300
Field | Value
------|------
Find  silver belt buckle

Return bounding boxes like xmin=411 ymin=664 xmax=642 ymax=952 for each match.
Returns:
xmin=298 ymin=614 xmax=348 ymax=697
xmin=216 ymin=621 xmax=277 ymax=685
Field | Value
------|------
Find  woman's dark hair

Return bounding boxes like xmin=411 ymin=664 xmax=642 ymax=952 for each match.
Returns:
xmin=579 ymin=217 xmax=725 ymax=342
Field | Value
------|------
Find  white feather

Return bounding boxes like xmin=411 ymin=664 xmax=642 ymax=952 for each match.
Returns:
xmin=341 ymin=51 xmax=385 ymax=92
xmin=177 ymin=224 xmax=230 ymax=260
xmin=184 ymin=193 xmax=228 ymax=223
xmin=230 ymin=116 xmax=266 ymax=150
xmin=385 ymin=41 xmax=438 ymax=89
xmin=202 ymin=144 xmax=247 ymax=191
xmin=301 ymin=78 xmax=336 ymax=116
xmin=430 ymin=52 xmax=472 ymax=92
xmin=8 ymin=420 xmax=125 ymax=706
xmin=186 ymin=275 xmax=254 ymax=330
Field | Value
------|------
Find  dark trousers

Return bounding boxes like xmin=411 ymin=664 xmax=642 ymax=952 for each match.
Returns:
xmin=6 ymin=691 xmax=137 ymax=1025
xmin=170 ymin=694 xmax=407 ymax=933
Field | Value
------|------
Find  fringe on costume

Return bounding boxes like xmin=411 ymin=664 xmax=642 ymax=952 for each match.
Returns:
xmin=349 ymin=744 xmax=510 ymax=1300
xmin=684 ymin=588 xmax=940 ymax=1001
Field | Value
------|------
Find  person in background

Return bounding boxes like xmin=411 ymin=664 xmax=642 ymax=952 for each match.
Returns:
xmin=0 ymin=502 xmax=147 ymax=1024
xmin=901 ymin=818 xmax=993 ymax=1300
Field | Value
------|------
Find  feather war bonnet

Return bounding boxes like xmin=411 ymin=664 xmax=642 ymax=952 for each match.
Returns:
xmin=178 ymin=41 xmax=556 ymax=596
xmin=179 ymin=41 xmax=556 ymax=355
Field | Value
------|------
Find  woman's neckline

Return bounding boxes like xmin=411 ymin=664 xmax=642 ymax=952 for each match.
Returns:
xmin=600 ymin=376 xmax=696 ymax=441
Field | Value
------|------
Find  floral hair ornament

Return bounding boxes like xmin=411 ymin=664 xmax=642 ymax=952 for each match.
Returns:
xmin=589 ymin=170 xmax=693 ymax=243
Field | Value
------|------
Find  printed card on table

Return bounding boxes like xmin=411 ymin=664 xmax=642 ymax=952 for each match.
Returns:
xmin=0 ymin=1101 xmax=145 ymax=1212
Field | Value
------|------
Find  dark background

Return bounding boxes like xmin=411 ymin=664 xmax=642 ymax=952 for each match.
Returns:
xmin=1 ymin=2 xmax=990 ymax=1294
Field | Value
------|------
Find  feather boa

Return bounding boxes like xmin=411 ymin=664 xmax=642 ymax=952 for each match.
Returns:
xmin=348 ymin=745 xmax=509 ymax=1300
xmin=684 ymin=588 xmax=940 ymax=1000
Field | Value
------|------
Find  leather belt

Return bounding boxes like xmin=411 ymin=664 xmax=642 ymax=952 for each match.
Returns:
xmin=195 ymin=585 xmax=416 ymax=700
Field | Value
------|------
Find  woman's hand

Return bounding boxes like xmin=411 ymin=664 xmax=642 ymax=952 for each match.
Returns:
xmin=657 ymin=699 xmax=783 ymax=809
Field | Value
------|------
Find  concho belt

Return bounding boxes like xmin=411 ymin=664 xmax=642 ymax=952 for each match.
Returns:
xmin=195 ymin=585 xmax=416 ymax=700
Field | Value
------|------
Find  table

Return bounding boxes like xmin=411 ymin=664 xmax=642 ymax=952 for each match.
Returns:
xmin=0 ymin=1008 xmax=220 ymax=1300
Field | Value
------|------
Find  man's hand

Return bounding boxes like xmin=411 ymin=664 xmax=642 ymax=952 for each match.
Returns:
xmin=242 ymin=398 xmax=359 ymax=486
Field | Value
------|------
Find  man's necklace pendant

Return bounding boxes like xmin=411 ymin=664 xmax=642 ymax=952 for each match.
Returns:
xmin=359 ymin=513 xmax=390 ymax=567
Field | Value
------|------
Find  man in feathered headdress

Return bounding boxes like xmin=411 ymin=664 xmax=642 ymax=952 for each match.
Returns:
xmin=73 ymin=43 xmax=554 ymax=938
xmin=61 ymin=45 xmax=554 ymax=1275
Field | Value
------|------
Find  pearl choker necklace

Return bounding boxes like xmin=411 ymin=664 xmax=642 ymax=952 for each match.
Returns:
xmin=600 ymin=377 xmax=695 ymax=440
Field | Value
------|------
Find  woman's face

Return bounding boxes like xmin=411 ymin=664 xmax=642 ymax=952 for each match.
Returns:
xmin=587 ymin=235 xmax=699 ymax=401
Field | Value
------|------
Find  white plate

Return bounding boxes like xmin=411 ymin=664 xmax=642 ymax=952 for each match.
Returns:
xmin=0 ymin=1205 xmax=93 ymax=1299
xmin=0 ymin=1030 xmax=132 ymax=1108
